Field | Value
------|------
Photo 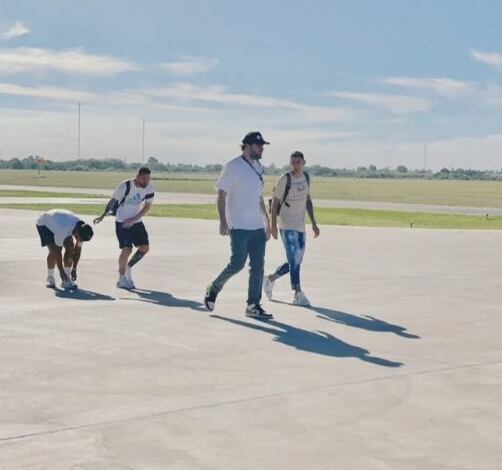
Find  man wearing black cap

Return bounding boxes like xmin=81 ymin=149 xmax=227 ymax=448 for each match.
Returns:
xmin=204 ymin=131 xmax=273 ymax=319
xmin=36 ymin=209 xmax=94 ymax=289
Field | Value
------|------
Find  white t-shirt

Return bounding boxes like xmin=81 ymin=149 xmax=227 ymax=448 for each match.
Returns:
xmin=36 ymin=209 xmax=81 ymax=247
xmin=217 ymin=156 xmax=265 ymax=230
xmin=112 ymin=180 xmax=155 ymax=223
xmin=273 ymin=173 xmax=310 ymax=232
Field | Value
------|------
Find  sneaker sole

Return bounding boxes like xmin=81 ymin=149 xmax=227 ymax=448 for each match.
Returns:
xmin=245 ymin=313 xmax=273 ymax=320
xmin=116 ymin=283 xmax=133 ymax=290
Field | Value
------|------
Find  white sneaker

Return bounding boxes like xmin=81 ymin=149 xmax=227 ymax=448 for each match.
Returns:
xmin=116 ymin=276 xmax=134 ymax=289
xmin=263 ymin=275 xmax=275 ymax=300
xmin=61 ymin=279 xmax=77 ymax=290
xmin=46 ymin=275 xmax=56 ymax=288
xmin=293 ymin=290 xmax=311 ymax=306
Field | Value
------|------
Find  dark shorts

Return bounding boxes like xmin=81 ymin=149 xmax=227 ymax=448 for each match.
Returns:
xmin=36 ymin=224 xmax=55 ymax=247
xmin=115 ymin=221 xmax=149 ymax=249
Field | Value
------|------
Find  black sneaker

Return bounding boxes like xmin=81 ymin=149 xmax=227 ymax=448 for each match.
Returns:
xmin=204 ymin=286 xmax=218 ymax=311
xmin=245 ymin=303 xmax=273 ymax=320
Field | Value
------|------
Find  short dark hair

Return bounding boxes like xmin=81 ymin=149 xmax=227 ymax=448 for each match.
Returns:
xmin=290 ymin=151 xmax=305 ymax=159
xmin=138 ymin=166 xmax=151 ymax=175
xmin=76 ymin=222 xmax=94 ymax=242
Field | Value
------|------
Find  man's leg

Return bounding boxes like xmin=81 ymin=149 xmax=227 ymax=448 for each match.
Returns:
xmin=247 ymin=229 xmax=266 ymax=306
xmin=281 ymin=230 xmax=303 ymax=292
xmin=62 ymin=237 xmax=75 ymax=285
xmin=38 ymin=224 xmax=56 ymax=285
xmin=128 ymin=244 xmax=149 ymax=268
xmin=116 ymin=221 xmax=134 ymax=283
xmin=119 ymin=247 xmax=133 ymax=276
xmin=269 ymin=262 xmax=290 ymax=282
xmin=285 ymin=230 xmax=309 ymax=306
xmin=125 ymin=222 xmax=150 ymax=283
xmin=210 ymin=230 xmax=249 ymax=294
xmin=46 ymin=248 xmax=56 ymax=287
xmin=47 ymin=249 xmax=56 ymax=269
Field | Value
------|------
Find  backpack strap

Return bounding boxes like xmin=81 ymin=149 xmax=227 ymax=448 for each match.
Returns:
xmin=304 ymin=171 xmax=310 ymax=187
xmin=118 ymin=180 xmax=131 ymax=209
xmin=281 ymin=172 xmax=292 ymax=208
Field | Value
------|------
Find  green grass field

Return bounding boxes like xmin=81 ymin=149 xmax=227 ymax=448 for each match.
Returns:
xmin=0 ymin=189 xmax=107 ymax=198
xmin=2 ymin=202 xmax=501 ymax=230
xmin=2 ymin=169 xmax=502 ymax=207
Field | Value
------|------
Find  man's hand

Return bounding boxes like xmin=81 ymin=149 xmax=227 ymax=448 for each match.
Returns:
xmin=312 ymin=223 xmax=320 ymax=238
xmin=219 ymin=221 xmax=229 ymax=236
xmin=71 ymin=269 xmax=77 ymax=282
xmin=271 ymin=225 xmax=279 ymax=240
xmin=93 ymin=215 xmax=104 ymax=225
xmin=123 ymin=218 xmax=136 ymax=229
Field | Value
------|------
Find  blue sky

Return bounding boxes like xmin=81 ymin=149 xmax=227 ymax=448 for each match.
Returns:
xmin=1 ymin=0 xmax=502 ymax=169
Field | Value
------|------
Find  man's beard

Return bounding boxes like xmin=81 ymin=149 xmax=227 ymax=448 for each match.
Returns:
xmin=250 ymin=150 xmax=262 ymax=160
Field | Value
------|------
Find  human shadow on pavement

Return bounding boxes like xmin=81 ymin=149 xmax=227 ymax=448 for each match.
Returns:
xmin=124 ymin=288 xmax=205 ymax=311
xmin=54 ymin=288 xmax=115 ymax=301
xmin=308 ymin=306 xmax=420 ymax=339
xmin=211 ymin=315 xmax=403 ymax=367
xmin=271 ymin=299 xmax=419 ymax=339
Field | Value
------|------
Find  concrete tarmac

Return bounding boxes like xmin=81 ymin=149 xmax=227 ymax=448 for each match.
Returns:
xmin=0 ymin=208 xmax=501 ymax=469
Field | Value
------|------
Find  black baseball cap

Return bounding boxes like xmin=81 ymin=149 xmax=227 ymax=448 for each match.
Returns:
xmin=242 ymin=131 xmax=270 ymax=146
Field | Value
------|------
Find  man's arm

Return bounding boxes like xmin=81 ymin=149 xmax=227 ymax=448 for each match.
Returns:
xmin=260 ymin=197 xmax=271 ymax=240
xmin=123 ymin=202 xmax=152 ymax=228
xmin=93 ymin=197 xmax=117 ymax=224
xmin=71 ymin=242 xmax=82 ymax=281
xmin=306 ymin=195 xmax=320 ymax=237
xmin=270 ymin=197 xmax=281 ymax=239
xmin=217 ymin=190 xmax=228 ymax=236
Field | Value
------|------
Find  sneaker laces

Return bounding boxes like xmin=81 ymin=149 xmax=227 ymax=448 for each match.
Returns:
xmin=254 ymin=304 xmax=265 ymax=314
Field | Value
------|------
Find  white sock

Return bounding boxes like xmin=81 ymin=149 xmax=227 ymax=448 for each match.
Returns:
xmin=47 ymin=268 xmax=55 ymax=278
xmin=64 ymin=267 xmax=71 ymax=280
xmin=125 ymin=266 xmax=132 ymax=280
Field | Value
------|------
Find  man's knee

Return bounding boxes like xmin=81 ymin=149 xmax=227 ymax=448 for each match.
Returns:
xmin=228 ymin=256 xmax=246 ymax=273
xmin=121 ymin=247 xmax=133 ymax=256
xmin=138 ymin=244 xmax=149 ymax=254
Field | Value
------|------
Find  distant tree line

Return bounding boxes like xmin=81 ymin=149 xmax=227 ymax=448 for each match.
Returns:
xmin=1 ymin=155 xmax=502 ymax=181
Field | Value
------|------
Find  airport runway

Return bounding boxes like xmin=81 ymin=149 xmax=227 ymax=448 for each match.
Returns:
xmin=0 ymin=208 xmax=501 ymax=469
xmin=2 ymin=184 xmax=502 ymax=215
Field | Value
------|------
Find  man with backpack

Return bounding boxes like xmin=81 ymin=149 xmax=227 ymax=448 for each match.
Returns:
xmin=263 ymin=151 xmax=320 ymax=306
xmin=93 ymin=167 xmax=154 ymax=289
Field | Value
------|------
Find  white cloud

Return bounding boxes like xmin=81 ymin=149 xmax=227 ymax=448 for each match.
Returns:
xmin=0 ymin=22 xmax=30 ymax=41
xmin=470 ymin=49 xmax=502 ymax=69
xmin=160 ymin=56 xmax=219 ymax=76
xmin=0 ymin=47 xmax=136 ymax=76
xmin=382 ymin=77 xmax=473 ymax=97
xmin=139 ymin=83 xmax=355 ymax=122
xmin=0 ymin=82 xmax=97 ymax=101
xmin=328 ymin=91 xmax=433 ymax=114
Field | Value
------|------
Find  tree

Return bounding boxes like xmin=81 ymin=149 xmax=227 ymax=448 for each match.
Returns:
xmin=8 ymin=158 xmax=23 ymax=169
xmin=397 ymin=165 xmax=408 ymax=173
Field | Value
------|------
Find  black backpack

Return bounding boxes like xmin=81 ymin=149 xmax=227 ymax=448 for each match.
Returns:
xmin=268 ymin=172 xmax=310 ymax=214
xmin=109 ymin=180 xmax=131 ymax=216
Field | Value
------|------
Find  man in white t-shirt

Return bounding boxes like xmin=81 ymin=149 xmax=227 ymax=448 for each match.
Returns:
xmin=94 ymin=167 xmax=155 ymax=289
xmin=263 ymin=151 xmax=320 ymax=306
xmin=204 ymin=131 xmax=273 ymax=320
xmin=36 ymin=209 xmax=94 ymax=289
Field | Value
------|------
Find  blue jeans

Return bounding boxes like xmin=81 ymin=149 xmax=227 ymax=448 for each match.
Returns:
xmin=210 ymin=229 xmax=266 ymax=305
xmin=274 ymin=229 xmax=306 ymax=291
